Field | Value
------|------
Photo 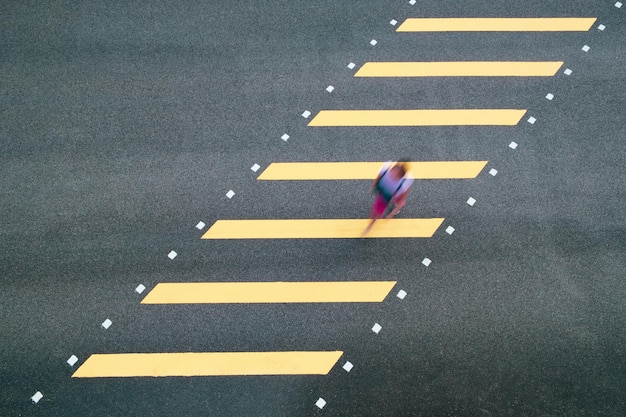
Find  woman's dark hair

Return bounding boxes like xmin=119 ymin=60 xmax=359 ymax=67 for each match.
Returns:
xmin=395 ymin=158 xmax=411 ymax=176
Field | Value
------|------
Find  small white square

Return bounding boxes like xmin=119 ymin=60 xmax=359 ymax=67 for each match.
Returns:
xmin=315 ymin=398 xmax=326 ymax=409
xmin=390 ymin=19 xmax=398 ymax=26
xmin=582 ymin=45 xmax=590 ymax=52
xmin=422 ymin=257 xmax=432 ymax=267
xmin=372 ymin=323 xmax=382 ymax=334
xmin=226 ymin=190 xmax=235 ymax=199
xmin=31 ymin=391 xmax=43 ymax=404
xmin=615 ymin=2 xmax=622 ymax=8
xmin=564 ymin=68 xmax=572 ymax=75
xmin=325 ymin=85 xmax=334 ymax=93
xmin=445 ymin=226 xmax=455 ymax=235
xmin=168 ymin=250 xmax=177 ymax=259
xmin=397 ymin=290 xmax=407 ymax=300
xmin=467 ymin=197 xmax=477 ymax=206
xmin=195 ymin=221 xmax=206 ymax=230
xmin=342 ymin=361 xmax=354 ymax=372
xmin=301 ymin=110 xmax=311 ymax=118
xmin=251 ymin=163 xmax=260 ymax=172
xmin=509 ymin=141 xmax=518 ymax=149
xmin=281 ymin=133 xmax=290 ymax=141
xmin=370 ymin=39 xmax=377 ymax=46
xmin=67 ymin=355 xmax=78 ymax=366
xmin=598 ymin=24 xmax=606 ymax=31
xmin=135 ymin=284 xmax=146 ymax=294
xmin=409 ymin=0 xmax=416 ymax=4
xmin=102 ymin=319 xmax=112 ymax=329
xmin=347 ymin=62 xmax=356 ymax=70
xmin=528 ymin=116 xmax=536 ymax=124
xmin=545 ymin=93 xmax=554 ymax=100
xmin=489 ymin=168 xmax=498 ymax=176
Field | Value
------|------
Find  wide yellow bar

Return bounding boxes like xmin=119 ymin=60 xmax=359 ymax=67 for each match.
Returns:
xmin=258 ymin=161 xmax=487 ymax=180
xmin=72 ymin=351 xmax=343 ymax=378
xmin=355 ymin=61 xmax=563 ymax=77
xmin=396 ymin=17 xmax=596 ymax=32
xmin=307 ymin=109 xmax=526 ymax=127
xmin=141 ymin=281 xmax=397 ymax=304
xmin=201 ymin=219 xmax=444 ymax=239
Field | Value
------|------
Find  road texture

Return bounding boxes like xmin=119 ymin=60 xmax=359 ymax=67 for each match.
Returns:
xmin=1 ymin=0 xmax=625 ymax=416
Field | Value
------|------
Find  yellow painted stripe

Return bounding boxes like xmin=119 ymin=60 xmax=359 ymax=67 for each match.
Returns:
xmin=72 ymin=351 xmax=343 ymax=378
xmin=201 ymin=219 xmax=444 ymax=239
xmin=141 ymin=281 xmax=397 ymax=304
xmin=307 ymin=109 xmax=526 ymax=127
xmin=397 ymin=17 xmax=597 ymax=32
xmin=355 ymin=61 xmax=563 ymax=77
xmin=258 ymin=161 xmax=487 ymax=180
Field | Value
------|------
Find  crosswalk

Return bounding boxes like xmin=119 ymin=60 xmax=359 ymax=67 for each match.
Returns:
xmin=141 ymin=281 xmax=397 ymax=304
xmin=74 ymin=14 xmax=596 ymax=380
xmin=257 ymin=161 xmax=487 ymax=180
xmin=396 ymin=17 xmax=596 ymax=32
xmin=308 ymin=109 xmax=526 ymax=126
xmin=354 ymin=61 xmax=564 ymax=77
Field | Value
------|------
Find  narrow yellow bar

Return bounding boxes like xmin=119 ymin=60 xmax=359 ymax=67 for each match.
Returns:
xmin=72 ymin=351 xmax=343 ymax=378
xmin=201 ymin=219 xmax=444 ymax=239
xmin=258 ymin=161 xmax=487 ymax=180
xmin=355 ymin=61 xmax=563 ymax=77
xmin=396 ymin=17 xmax=596 ymax=32
xmin=141 ymin=281 xmax=397 ymax=304
xmin=307 ymin=109 xmax=526 ymax=127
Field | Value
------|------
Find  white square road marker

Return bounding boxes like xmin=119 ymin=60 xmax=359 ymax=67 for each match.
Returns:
xmin=598 ymin=24 xmax=606 ymax=31
xmin=582 ymin=45 xmax=590 ymax=52
xmin=135 ymin=284 xmax=146 ymax=294
xmin=409 ymin=0 xmax=416 ymax=4
xmin=445 ymin=226 xmax=455 ymax=235
xmin=397 ymin=290 xmax=407 ymax=300
xmin=226 ymin=190 xmax=235 ymax=199
xmin=347 ymin=62 xmax=356 ymax=70
xmin=102 ymin=319 xmax=112 ymax=329
xmin=301 ymin=110 xmax=311 ymax=118
xmin=467 ymin=197 xmax=477 ymax=206
xmin=546 ymin=93 xmax=554 ymax=100
xmin=616 ymin=2 xmax=622 ymax=8
xmin=342 ymin=361 xmax=354 ymax=372
xmin=67 ymin=355 xmax=78 ymax=366
xmin=325 ymin=85 xmax=334 ymax=93
xmin=422 ymin=257 xmax=432 ymax=267
xmin=370 ymin=39 xmax=377 ymax=46
xmin=489 ymin=168 xmax=498 ymax=176
xmin=195 ymin=221 xmax=206 ymax=230
xmin=168 ymin=250 xmax=177 ymax=259
xmin=509 ymin=141 xmax=518 ymax=150
xmin=372 ymin=323 xmax=382 ymax=334
xmin=250 ymin=164 xmax=260 ymax=172
xmin=564 ymin=68 xmax=572 ymax=75
xmin=390 ymin=19 xmax=398 ymax=26
xmin=315 ymin=398 xmax=326 ymax=409
xmin=527 ymin=116 xmax=537 ymax=124
xmin=31 ymin=391 xmax=43 ymax=404
xmin=281 ymin=133 xmax=290 ymax=141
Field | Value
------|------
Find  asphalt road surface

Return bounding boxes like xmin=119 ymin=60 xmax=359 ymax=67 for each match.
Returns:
xmin=1 ymin=0 xmax=625 ymax=416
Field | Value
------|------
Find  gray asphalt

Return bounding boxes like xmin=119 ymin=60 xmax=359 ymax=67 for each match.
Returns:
xmin=1 ymin=0 xmax=625 ymax=416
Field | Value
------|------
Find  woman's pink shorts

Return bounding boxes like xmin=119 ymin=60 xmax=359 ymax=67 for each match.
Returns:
xmin=370 ymin=194 xmax=389 ymax=218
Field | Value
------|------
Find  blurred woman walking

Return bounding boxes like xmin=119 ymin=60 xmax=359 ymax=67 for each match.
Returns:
xmin=364 ymin=160 xmax=413 ymax=234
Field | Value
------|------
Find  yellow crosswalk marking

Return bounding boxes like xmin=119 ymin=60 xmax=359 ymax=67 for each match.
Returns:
xmin=141 ymin=281 xmax=397 ymax=304
xmin=396 ymin=17 xmax=597 ymax=32
xmin=72 ymin=351 xmax=344 ymax=377
xmin=307 ymin=109 xmax=526 ymax=127
xmin=201 ymin=219 xmax=444 ymax=239
xmin=355 ymin=61 xmax=563 ymax=77
xmin=257 ymin=161 xmax=487 ymax=180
